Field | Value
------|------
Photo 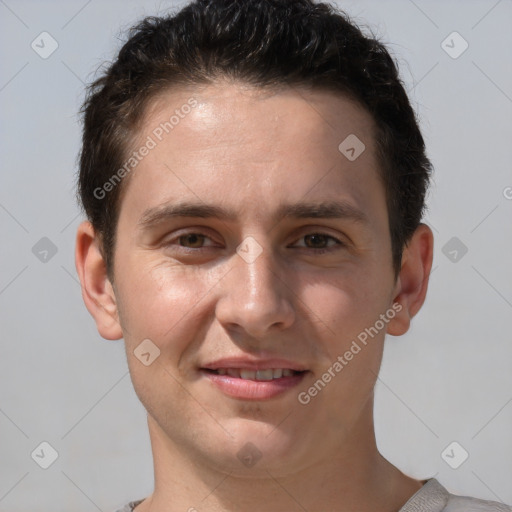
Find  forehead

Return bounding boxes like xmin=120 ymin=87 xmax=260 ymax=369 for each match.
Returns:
xmin=143 ymin=82 xmax=376 ymax=161
xmin=118 ymin=82 xmax=385 ymax=229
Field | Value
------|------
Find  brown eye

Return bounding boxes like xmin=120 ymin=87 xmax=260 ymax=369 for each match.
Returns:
xmin=290 ymin=232 xmax=345 ymax=255
xmin=304 ymin=234 xmax=331 ymax=249
xmin=178 ymin=233 xmax=206 ymax=248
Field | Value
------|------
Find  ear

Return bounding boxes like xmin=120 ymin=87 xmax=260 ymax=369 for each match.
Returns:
xmin=75 ymin=221 xmax=123 ymax=340
xmin=387 ymin=223 xmax=434 ymax=336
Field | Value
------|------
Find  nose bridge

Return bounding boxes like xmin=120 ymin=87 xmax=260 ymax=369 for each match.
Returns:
xmin=215 ymin=240 xmax=295 ymax=336
xmin=243 ymin=246 xmax=279 ymax=302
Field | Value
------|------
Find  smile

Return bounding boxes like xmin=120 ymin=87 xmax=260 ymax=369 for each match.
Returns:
xmin=201 ymin=368 xmax=308 ymax=400
xmin=208 ymin=368 xmax=300 ymax=380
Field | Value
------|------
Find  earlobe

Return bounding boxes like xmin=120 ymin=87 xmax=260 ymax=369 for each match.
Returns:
xmin=75 ymin=221 xmax=123 ymax=340
xmin=387 ymin=223 xmax=434 ymax=337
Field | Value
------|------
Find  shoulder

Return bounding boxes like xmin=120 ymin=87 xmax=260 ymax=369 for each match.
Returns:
xmin=401 ymin=479 xmax=512 ymax=512
xmin=444 ymin=493 xmax=512 ymax=512
xmin=112 ymin=499 xmax=145 ymax=512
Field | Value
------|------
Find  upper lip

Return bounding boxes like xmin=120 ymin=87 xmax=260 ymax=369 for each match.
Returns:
xmin=201 ymin=357 xmax=307 ymax=372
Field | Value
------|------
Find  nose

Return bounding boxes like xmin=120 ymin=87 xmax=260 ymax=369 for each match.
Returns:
xmin=215 ymin=242 xmax=296 ymax=339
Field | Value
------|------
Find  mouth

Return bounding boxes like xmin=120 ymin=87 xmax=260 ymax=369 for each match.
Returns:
xmin=203 ymin=367 xmax=304 ymax=380
xmin=200 ymin=362 xmax=308 ymax=400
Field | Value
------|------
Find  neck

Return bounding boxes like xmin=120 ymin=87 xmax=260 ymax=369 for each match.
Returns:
xmin=136 ymin=400 xmax=423 ymax=512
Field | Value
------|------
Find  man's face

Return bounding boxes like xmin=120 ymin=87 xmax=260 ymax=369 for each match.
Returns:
xmin=111 ymin=83 xmax=400 ymax=475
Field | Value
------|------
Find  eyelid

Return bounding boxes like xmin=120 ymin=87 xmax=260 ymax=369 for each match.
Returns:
xmin=164 ymin=228 xmax=346 ymax=253
xmin=289 ymin=224 xmax=346 ymax=242
xmin=289 ymin=232 xmax=344 ymax=250
xmin=167 ymin=229 xmax=220 ymax=247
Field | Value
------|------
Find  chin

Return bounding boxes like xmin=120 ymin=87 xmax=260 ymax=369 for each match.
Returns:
xmin=201 ymin=418 xmax=313 ymax=476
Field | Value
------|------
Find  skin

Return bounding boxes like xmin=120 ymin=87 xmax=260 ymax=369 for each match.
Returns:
xmin=76 ymin=81 xmax=434 ymax=511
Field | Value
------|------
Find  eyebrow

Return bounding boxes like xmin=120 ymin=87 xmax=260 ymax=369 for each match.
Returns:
xmin=137 ymin=199 xmax=369 ymax=229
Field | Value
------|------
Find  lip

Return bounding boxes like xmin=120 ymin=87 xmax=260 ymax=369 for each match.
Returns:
xmin=201 ymin=357 xmax=307 ymax=372
xmin=200 ymin=357 xmax=309 ymax=400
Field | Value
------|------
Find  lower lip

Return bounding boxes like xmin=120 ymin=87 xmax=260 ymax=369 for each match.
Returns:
xmin=201 ymin=370 xmax=307 ymax=400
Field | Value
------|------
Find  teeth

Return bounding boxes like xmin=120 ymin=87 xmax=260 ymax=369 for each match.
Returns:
xmin=240 ymin=369 xmax=256 ymax=379
xmin=255 ymin=369 xmax=274 ymax=381
xmin=272 ymin=368 xmax=283 ymax=379
xmin=213 ymin=368 xmax=298 ymax=380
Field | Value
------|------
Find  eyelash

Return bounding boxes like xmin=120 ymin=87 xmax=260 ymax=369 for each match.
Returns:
xmin=167 ymin=231 xmax=344 ymax=255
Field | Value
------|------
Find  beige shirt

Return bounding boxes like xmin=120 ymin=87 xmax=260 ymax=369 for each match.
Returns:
xmin=113 ymin=478 xmax=512 ymax=511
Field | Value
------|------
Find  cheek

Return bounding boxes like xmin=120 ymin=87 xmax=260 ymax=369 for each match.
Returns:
xmin=116 ymin=261 xmax=217 ymax=414
xmin=303 ymin=275 xmax=387 ymax=410
xmin=115 ymin=257 xmax=220 ymax=356
xmin=304 ymin=266 xmax=391 ymax=340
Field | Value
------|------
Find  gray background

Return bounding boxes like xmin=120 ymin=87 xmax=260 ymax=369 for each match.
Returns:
xmin=1 ymin=0 xmax=511 ymax=510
